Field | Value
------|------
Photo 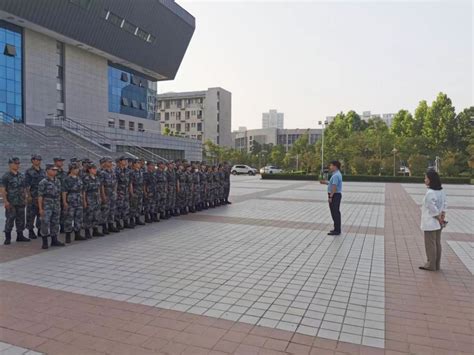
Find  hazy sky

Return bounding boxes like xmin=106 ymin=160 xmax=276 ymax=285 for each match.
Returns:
xmin=159 ymin=0 xmax=473 ymax=130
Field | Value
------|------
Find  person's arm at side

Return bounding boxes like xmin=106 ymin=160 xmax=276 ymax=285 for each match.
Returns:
xmin=424 ymin=191 xmax=441 ymax=219
xmin=37 ymin=181 xmax=45 ymax=217
xmin=0 ymin=186 xmax=9 ymax=210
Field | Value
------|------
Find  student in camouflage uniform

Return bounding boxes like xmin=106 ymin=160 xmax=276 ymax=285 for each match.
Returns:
xmin=166 ymin=161 xmax=177 ymax=217
xmin=176 ymin=163 xmax=187 ymax=215
xmin=54 ymin=157 xmax=66 ymax=233
xmin=62 ymin=163 xmax=86 ymax=243
xmin=82 ymin=163 xmax=104 ymax=238
xmin=129 ymin=159 xmax=145 ymax=226
xmin=143 ymin=161 xmax=158 ymax=223
xmin=99 ymin=156 xmax=119 ymax=234
xmin=1 ymin=157 xmax=30 ymax=245
xmin=25 ymin=154 xmax=45 ymax=239
xmin=155 ymin=161 xmax=168 ymax=219
xmin=200 ymin=164 xmax=209 ymax=210
xmin=184 ymin=164 xmax=193 ymax=213
xmin=38 ymin=164 xmax=65 ymax=249
xmin=218 ymin=165 xmax=225 ymax=205
xmin=223 ymin=162 xmax=232 ymax=204
xmin=115 ymin=156 xmax=131 ymax=229
xmin=206 ymin=166 xmax=214 ymax=208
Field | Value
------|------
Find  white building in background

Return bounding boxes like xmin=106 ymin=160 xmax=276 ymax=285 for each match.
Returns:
xmin=233 ymin=128 xmax=322 ymax=153
xmin=262 ymin=109 xmax=284 ymax=129
xmin=157 ymin=87 xmax=232 ymax=147
xmin=325 ymin=111 xmax=395 ymax=127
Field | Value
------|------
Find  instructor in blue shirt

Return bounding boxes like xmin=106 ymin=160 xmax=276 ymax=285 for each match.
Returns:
xmin=320 ymin=160 xmax=342 ymax=235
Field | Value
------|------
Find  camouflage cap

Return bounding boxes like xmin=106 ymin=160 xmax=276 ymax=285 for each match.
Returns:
xmin=31 ymin=154 xmax=42 ymax=161
xmin=88 ymin=163 xmax=97 ymax=169
xmin=8 ymin=157 xmax=20 ymax=164
xmin=82 ymin=158 xmax=92 ymax=164
xmin=118 ymin=155 xmax=128 ymax=161
xmin=45 ymin=163 xmax=58 ymax=171
xmin=53 ymin=157 xmax=65 ymax=162
xmin=68 ymin=162 xmax=80 ymax=170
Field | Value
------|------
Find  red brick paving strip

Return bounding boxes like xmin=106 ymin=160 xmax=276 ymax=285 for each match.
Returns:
xmin=383 ymin=183 xmax=473 ymax=355
xmin=0 ymin=280 xmax=387 ymax=355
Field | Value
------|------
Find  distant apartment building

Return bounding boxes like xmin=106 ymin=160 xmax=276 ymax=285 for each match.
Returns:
xmin=233 ymin=128 xmax=321 ymax=153
xmin=325 ymin=111 xmax=395 ymax=126
xmin=262 ymin=109 xmax=284 ymax=129
xmin=157 ymin=88 xmax=232 ymax=147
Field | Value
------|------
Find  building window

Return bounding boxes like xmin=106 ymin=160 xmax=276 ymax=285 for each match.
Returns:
xmin=176 ymin=124 xmax=181 ymax=132
xmin=185 ymin=111 xmax=190 ymax=119
xmin=197 ymin=123 xmax=202 ymax=131
xmin=129 ymin=121 xmax=135 ymax=131
xmin=121 ymin=97 xmax=129 ymax=106
xmin=119 ymin=119 xmax=125 ymax=129
xmin=164 ymin=124 xmax=169 ymax=128
xmin=185 ymin=123 xmax=190 ymax=132
xmin=4 ymin=44 xmax=16 ymax=57
xmin=138 ymin=123 xmax=144 ymax=131
xmin=0 ymin=22 xmax=23 ymax=122
xmin=197 ymin=135 xmax=202 ymax=141
xmin=108 ymin=119 xmax=115 ymax=128
xmin=177 ymin=111 xmax=181 ymax=119
xmin=217 ymin=124 xmax=220 ymax=133
xmin=165 ymin=100 xmax=170 ymax=109
xmin=108 ymin=63 xmax=155 ymax=119
xmin=165 ymin=112 xmax=170 ymax=120
xmin=217 ymin=113 xmax=220 ymax=122
xmin=191 ymin=123 xmax=196 ymax=128
xmin=70 ymin=0 xmax=92 ymax=10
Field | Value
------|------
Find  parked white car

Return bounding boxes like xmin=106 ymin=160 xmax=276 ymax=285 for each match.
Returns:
xmin=260 ymin=166 xmax=283 ymax=174
xmin=231 ymin=165 xmax=257 ymax=175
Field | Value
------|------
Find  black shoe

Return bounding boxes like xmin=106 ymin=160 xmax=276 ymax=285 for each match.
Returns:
xmin=101 ymin=224 xmax=110 ymax=235
xmin=16 ymin=233 xmax=31 ymax=242
xmin=4 ymin=232 xmax=11 ymax=245
xmin=226 ymin=200 xmax=232 ymax=205
xmin=92 ymin=227 xmax=104 ymax=237
xmin=60 ymin=225 xmax=65 ymax=234
xmin=327 ymin=231 xmax=341 ymax=236
xmin=75 ymin=231 xmax=87 ymax=241
xmin=135 ymin=217 xmax=145 ymax=226
xmin=65 ymin=232 xmax=71 ymax=244
xmin=41 ymin=236 xmax=49 ymax=249
xmin=128 ymin=218 xmax=136 ymax=228
xmin=108 ymin=223 xmax=119 ymax=233
xmin=51 ymin=236 xmax=65 ymax=247
xmin=145 ymin=214 xmax=152 ymax=223
xmin=85 ymin=229 xmax=92 ymax=239
xmin=28 ymin=229 xmax=38 ymax=239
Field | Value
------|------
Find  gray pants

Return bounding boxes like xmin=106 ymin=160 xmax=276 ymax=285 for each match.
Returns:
xmin=423 ymin=229 xmax=442 ymax=271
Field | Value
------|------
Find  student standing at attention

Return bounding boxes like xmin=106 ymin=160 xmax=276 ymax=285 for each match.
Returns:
xmin=320 ymin=160 xmax=342 ymax=236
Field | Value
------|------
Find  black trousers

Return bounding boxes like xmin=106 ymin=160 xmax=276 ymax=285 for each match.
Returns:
xmin=328 ymin=193 xmax=342 ymax=233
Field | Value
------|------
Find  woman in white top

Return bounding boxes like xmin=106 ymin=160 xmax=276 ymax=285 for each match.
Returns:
xmin=420 ymin=169 xmax=447 ymax=271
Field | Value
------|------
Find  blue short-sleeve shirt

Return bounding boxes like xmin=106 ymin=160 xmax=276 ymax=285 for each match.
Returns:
xmin=327 ymin=170 xmax=342 ymax=193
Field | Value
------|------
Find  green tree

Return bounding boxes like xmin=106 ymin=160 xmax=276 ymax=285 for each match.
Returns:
xmin=422 ymin=92 xmax=456 ymax=153
xmin=270 ymin=145 xmax=286 ymax=168
xmin=391 ymin=109 xmax=414 ymax=137
xmin=413 ymin=100 xmax=428 ymax=136
xmin=163 ymin=127 xmax=171 ymax=136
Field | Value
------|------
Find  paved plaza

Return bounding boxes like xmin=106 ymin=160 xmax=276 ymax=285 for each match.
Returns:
xmin=0 ymin=176 xmax=473 ymax=355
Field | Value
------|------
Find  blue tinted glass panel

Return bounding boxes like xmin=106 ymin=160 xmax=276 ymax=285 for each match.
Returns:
xmin=108 ymin=63 xmax=156 ymax=120
xmin=0 ymin=22 xmax=23 ymax=122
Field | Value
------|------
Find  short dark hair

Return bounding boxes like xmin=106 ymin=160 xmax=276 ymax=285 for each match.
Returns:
xmin=330 ymin=160 xmax=341 ymax=170
xmin=426 ymin=169 xmax=442 ymax=190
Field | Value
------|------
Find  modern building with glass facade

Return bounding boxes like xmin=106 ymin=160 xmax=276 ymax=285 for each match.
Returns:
xmin=0 ymin=0 xmax=201 ymax=160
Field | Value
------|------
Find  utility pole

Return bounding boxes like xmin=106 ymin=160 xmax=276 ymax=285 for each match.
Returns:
xmin=318 ymin=120 xmax=327 ymax=178
xmin=391 ymin=148 xmax=398 ymax=176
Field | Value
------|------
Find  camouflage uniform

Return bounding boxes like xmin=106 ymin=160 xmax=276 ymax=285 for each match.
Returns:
xmin=206 ymin=169 xmax=213 ymax=205
xmin=155 ymin=167 xmax=168 ymax=217
xmin=176 ymin=169 xmax=187 ymax=212
xmin=25 ymin=166 xmax=45 ymax=232
xmin=2 ymin=171 xmax=26 ymax=235
xmin=191 ymin=169 xmax=201 ymax=210
xmin=166 ymin=167 xmax=177 ymax=214
xmin=83 ymin=174 xmax=102 ymax=230
xmin=224 ymin=166 xmax=231 ymax=203
xmin=200 ymin=168 xmax=208 ymax=208
xmin=143 ymin=168 xmax=157 ymax=221
xmin=99 ymin=168 xmax=117 ymax=226
xmin=38 ymin=177 xmax=61 ymax=238
xmin=218 ymin=169 xmax=225 ymax=202
xmin=115 ymin=166 xmax=130 ymax=224
xmin=62 ymin=175 xmax=83 ymax=233
xmin=184 ymin=169 xmax=193 ymax=210
xmin=130 ymin=167 xmax=144 ymax=223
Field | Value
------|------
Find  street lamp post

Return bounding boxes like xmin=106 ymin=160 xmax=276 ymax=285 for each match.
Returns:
xmin=391 ymin=148 xmax=398 ymax=176
xmin=318 ymin=120 xmax=328 ymax=179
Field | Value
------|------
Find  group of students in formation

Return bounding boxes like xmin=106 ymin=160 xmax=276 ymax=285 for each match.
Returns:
xmin=1 ymin=155 xmax=232 ymax=249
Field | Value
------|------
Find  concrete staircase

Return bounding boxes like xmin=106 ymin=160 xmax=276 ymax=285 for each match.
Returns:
xmin=0 ymin=122 xmax=122 ymax=178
